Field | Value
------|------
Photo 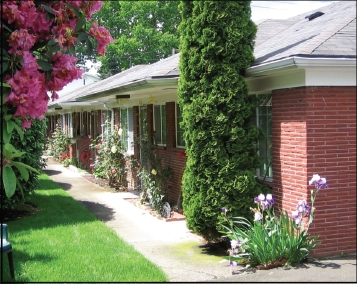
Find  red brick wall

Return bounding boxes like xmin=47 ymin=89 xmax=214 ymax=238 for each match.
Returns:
xmin=131 ymin=102 xmax=186 ymax=206
xmin=162 ymin=102 xmax=186 ymax=205
xmin=77 ymin=137 xmax=92 ymax=169
xmin=272 ymin=86 xmax=356 ymax=257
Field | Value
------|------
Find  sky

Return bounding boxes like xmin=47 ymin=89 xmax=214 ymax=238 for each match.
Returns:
xmin=251 ymin=1 xmax=337 ymax=22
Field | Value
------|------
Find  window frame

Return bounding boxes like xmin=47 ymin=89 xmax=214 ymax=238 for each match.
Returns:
xmin=119 ymin=108 xmax=129 ymax=152
xmin=175 ymin=102 xmax=185 ymax=148
xmin=153 ymin=104 xmax=167 ymax=146
xmin=255 ymin=94 xmax=273 ymax=182
xmin=101 ymin=109 xmax=113 ymax=140
xmin=79 ymin=112 xmax=84 ymax=136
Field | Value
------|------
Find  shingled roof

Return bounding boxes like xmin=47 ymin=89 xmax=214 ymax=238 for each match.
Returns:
xmin=253 ymin=1 xmax=356 ymax=65
xmin=49 ymin=1 xmax=356 ymax=106
xmin=49 ymin=53 xmax=180 ymax=106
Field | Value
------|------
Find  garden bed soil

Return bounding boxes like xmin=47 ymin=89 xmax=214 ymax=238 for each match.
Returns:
xmin=2 ymin=202 xmax=40 ymax=222
xmin=124 ymin=198 xmax=186 ymax=222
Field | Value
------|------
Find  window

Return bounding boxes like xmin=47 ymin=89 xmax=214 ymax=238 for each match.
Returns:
xmin=176 ymin=103 xmax=185 ymax=148
xmin=154 ymin=105 xmax=166 ymax=145
xmin=67 ymin=113 xmax=73 ymax=137
xmin=93 ymin=111 xmax=99 ymax=139
xmin=60 ymin=114 xmax=71 ymax=136
xmin=127 ymin=107 xmax=134 ymax=154
xmin=120 ymin=108 xmax=128 ymax=151
xmin=79 ymin=112 xmax=84 ymax=136
xmin=256 ymin=94 xmax=272 ymax=180
xmin=86 ymin=111 xmax=92 ymax=137
xmin=61 ymin=114 xmax=65 ymax=134
xmin=101 ymin=109 xmax=112 ymax=139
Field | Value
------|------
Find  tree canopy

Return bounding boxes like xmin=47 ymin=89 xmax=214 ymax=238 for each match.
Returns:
xmin=81 ymin=1 xmax=181 ymax=78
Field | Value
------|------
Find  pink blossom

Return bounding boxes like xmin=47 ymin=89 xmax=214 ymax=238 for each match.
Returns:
xmin=31 ymin=11 xmax=53 ymax=39
xmin=5 ymin=66 xmax=49 ymax=128
xmin=21 ymin=119 xmax=32 ymax=129
xmin=2 ymin=1 xmax=23 ymax=26
xmin=8 ymin=29 xmax=37 ymax=54
xmin=17 ymin=1 xmax=37 ymax=28
xmin=2 ymin=0 xmax=111 ymax=130
xmin=22 ymin=51 xmax=39 ymax=71
xmin=89 ymin=22 xmax=114 ymax=56
xmin=46 ymin=53 xmax=84 ymax=91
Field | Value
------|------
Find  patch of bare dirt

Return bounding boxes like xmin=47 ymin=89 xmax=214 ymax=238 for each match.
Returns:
xmin=2 ymin=202 xmax=40 ymax=222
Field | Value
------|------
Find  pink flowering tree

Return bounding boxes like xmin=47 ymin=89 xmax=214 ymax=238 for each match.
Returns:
xmin=1 ymin=0 xmax=114 ymax=198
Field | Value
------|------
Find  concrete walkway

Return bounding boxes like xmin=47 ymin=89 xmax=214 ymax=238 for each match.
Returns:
xmin=43 ymin=157 xmax=356 ymax=282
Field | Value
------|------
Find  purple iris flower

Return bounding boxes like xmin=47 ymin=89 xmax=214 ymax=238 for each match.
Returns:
xmin=309 ymin=174 xmax=328 ymax=190
xmin=254 ymin=212 xmax=263 ymax=221
xmin=221 ymin=207 xmax=228 ymax=213
xmin=266 ymin=194 xmax=275 ymax=206
xmin=295 ymin=217 xmax=302 ymax=226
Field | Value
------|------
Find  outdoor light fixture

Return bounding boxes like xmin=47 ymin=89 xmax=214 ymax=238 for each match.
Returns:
xmin=116 ymin=94 xmax=130 ymax=105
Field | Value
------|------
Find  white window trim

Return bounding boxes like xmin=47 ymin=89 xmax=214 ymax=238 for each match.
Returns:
xmin=256 ymin=94 xmax=273 ymax=182
xmin=101 ymin=109 xmax=112 ymax=140
xmin=154 ymin=104 xmax=166 ymax=146
xmin=79 ymin=112 xmax=84 ymax=136
xmin=127 ymin=107 xmax=134 ymax=155
xmin=175 ymin=102 xmax=186 ymax=149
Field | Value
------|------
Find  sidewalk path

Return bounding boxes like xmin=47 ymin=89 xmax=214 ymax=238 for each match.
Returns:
xmin=43 ymin=157 xmax=356 ymax=282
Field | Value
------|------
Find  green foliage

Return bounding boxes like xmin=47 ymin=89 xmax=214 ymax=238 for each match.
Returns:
xmin=136 ymin=116 xmax=173 ymax=214
xmin=178 ymin=1 xmax=267 ymax=240
xmin=61 ymin=157 xmax=78 ymax=168
xmin=47 ymin=121 xmax=70 ymax=160
xmin=220 ymin=194 xmax=321 ymax=268
xmin=1 ymin=118 xmax=47 ymax=209
xmin=87 ymin=1 xmax=181 ymax=78
xmin=90 ymin=121 xmax=132 ymax=190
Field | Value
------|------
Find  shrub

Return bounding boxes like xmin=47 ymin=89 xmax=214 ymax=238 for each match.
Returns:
xmin=136 ymin=116 xmax=173 ymax=215
xmin=47 ymin=121 xmax=70 ymax=160
xmin=220 ymin=174 xmax=328 ymax=268
xmin=1 ymin=118 xmax=47 ymax=209
xmin=90 ymin=122 xmax=130 ymax=190
xmin=178 ymin=1 xmax=267 ymax=241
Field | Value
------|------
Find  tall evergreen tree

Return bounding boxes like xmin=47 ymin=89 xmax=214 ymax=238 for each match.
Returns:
xmin=178 ymin=1 xmax=266 ymax=240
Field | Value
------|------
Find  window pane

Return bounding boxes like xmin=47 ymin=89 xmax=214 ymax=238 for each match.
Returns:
xmin=101 ymin=110 xmax=112 ymax=139
xmin=176 ymin=103 xmax=185 ymax=147
xmin=257 ymin=94 xmax=272 ymax=179
xmin=154 ymin=105 xmax=162 ymax=145
xmin=162 ymin=105 xmax=166 ymax=145
xmin=128 ymin=107 xmax=134 ymax=154
xmin=79 ymin=112 xmax=84 ymax=136
xmin=87 ymin=112 xmax=92 ymax=137
xmin=93 ymin=111 xmax=99 ymax=139
xmin=120 ymin=108 xmax=128 ymax=151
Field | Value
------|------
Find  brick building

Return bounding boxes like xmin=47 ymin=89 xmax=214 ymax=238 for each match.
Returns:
xmin=46 ymin=1 xmax=356 ymax=257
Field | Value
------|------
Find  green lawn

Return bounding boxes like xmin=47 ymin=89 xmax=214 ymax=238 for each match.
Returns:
xmin=1 ymin=174 xmax=168 ymax=282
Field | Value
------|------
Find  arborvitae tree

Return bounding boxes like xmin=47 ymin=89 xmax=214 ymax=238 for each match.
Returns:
xmin=178 ymin=1 xmax=267 ymax=241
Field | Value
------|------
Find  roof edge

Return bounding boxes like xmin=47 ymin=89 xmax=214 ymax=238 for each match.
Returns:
xmin=247 ymin=56 xmax=356 ymax=76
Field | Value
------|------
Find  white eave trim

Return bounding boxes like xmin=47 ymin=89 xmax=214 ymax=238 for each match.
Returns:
xmin=246 ymin=56 xmax=356 ymax=76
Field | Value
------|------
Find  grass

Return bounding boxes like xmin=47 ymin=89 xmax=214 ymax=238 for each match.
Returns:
xmin=1 ymin=174 xmax=168 ymax=282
